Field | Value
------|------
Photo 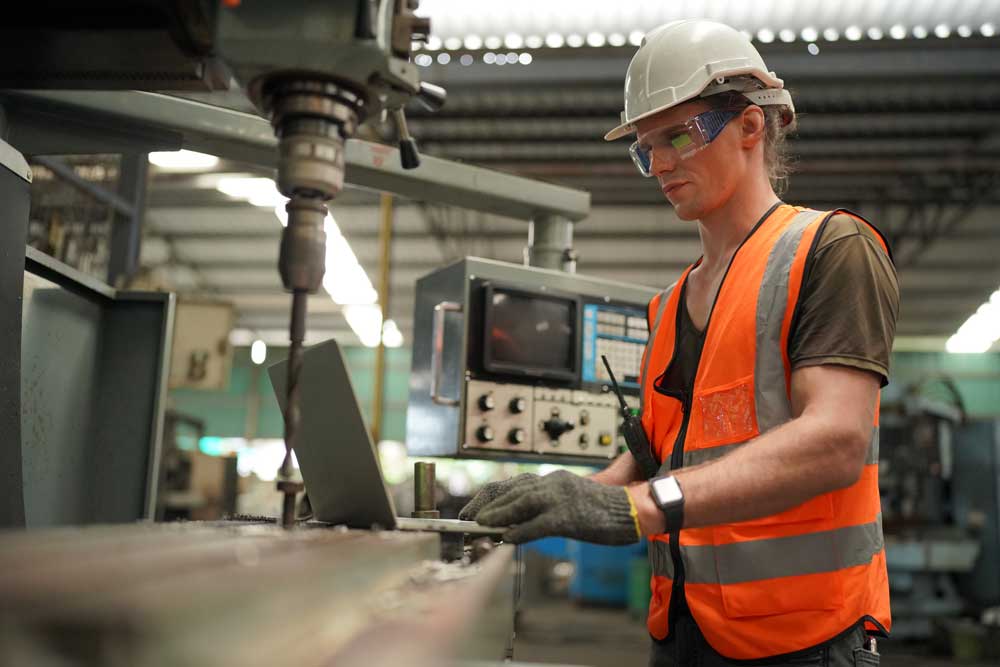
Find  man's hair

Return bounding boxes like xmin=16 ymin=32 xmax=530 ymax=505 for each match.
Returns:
xmin=704 ymin=90 xmax=797 ymax=196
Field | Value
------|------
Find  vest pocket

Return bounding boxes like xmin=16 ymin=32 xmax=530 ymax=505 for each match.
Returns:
xmin=695 ymin=375 xmax=756 ymax=446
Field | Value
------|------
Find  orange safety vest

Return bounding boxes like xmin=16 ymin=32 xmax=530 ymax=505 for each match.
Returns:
xmin=639 ymin=204 xmax=891 ymax=659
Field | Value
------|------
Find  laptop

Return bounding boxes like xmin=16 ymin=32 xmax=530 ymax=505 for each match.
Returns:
xmin=268 ymin=338 xmax=503 ymax=537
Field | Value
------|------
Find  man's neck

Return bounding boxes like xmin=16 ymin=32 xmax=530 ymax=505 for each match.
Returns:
xmin=696 ymin=182 xmax=780 ymax=274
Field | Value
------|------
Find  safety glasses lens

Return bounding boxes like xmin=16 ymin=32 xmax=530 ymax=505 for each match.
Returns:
xmin=629 ymin=142 xmax=653 ymax=177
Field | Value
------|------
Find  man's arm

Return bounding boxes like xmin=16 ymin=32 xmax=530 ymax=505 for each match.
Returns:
xmin=589 ymin=450 xmax=646 ymax=486
xmin=628 ymin=364 xmax=877 ymax=534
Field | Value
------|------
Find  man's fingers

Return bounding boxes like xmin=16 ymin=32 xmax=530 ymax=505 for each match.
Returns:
xmin=503 ymin=516 xmax=553 ymax=544
xmin=476 ymin=490 xmax=549 ymax=527
xmin=458 ymin=474 xmax=537 ymax=520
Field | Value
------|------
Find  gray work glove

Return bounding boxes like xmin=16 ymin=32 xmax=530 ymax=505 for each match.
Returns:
xmin=459 ymin=473 xmax=538 ymax=520
xmin=475 ymin=470 xmax=640 ymax=546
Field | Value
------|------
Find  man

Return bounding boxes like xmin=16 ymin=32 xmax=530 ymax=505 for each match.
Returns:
xmin=460 ymin=19 xmax=899 ymax=667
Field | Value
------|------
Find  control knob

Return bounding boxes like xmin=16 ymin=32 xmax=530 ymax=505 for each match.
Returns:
xmin=476 ymin=425 xmax=495 ymax=443
xmin=509 ymin=397 xmax=527 ymax=414
xmin=508 ymin=428 xmax=526 ymax=445
xmin=478 ymin=393 xmax=496 ymax=411
xmin=541 ymin=417 xmax=575 ymax=441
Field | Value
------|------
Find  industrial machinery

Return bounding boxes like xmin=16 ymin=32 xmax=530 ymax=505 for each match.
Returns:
xmin=0 ymin=0 xmax=445 ymax=526
xmin=407 ymin=258 xmax=657 ymax=464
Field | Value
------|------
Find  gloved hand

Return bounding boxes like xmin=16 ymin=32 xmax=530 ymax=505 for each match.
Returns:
xmin=475 ymin=470 xmax=641 ymax=545
xmin=458 ymin=472 xmax=538 ymax=520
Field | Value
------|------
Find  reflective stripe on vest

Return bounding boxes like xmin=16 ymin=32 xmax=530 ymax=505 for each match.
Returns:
xmin=754 ymin=210 xmax=823 ymax=432
xmin=648 ymin=514 xmax=884 ymax=584
xmin=683 ymin=426 xmax=880 ymax=467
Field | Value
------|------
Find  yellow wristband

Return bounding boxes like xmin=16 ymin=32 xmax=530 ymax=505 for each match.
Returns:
xmin=623 ymin=487 xmax=643 ymax=539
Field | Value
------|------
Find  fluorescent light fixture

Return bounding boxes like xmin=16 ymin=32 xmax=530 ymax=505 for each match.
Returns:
xmin=443 ymin=36 xmax=462 ymax=50
xmin=525 ymin=35 xmax=543 ymax=48
xmin=983 ymin=23 xmax=997 ymax=37
xmin=844 ymin=26 xmax=863 ymax=41
xmin=382 ymin=319 xmax=404 ymax=348
xmin=628 ymin=30 xmax=644 ymax=46
xmin=519 ymin=52 xmax=533 ymax=65
xmin=807 ymin=43 xmax=820 ymax=55
xmin=436 ymin=52 xmax=451 ymax=64
xmin=586 ymin=31 xmax=606 ymax=47
xmin=934 ymin=24 xmax=950 ymax=38
xmin=464 ymin=35 xmax=483 ymax=49
xmin=505 ymin=51 xmax=518 ymax=64
xmin=946 ymin=289 xmax=1000 ymax=353
xmin=344 ymin=305 xmax=383 ymax=348
xmin=823 ymin=27 xmax=840 ymax=41
xmin=483 ymin=52 xmax=496 ymax=63
xmin=957 ymin=25 xmax=972 ymax=38
xmin=889 ymin=24 xmax=907 ymax=39
xmin=216 ymin=176 xmax=285 ymax=207
xmin=504 ymin=33 xmax=524 ymax=49
xmin=566 ymin=33 xmax=585 ymax=47
xmin=545 ymin=32 xmax=565 ymax=48
xmin=149 ymin=149 xmax=219 ymax=171
xmin=250 ymin=339 xmax=267 ymax=365
xmin=460 ymin=54 xmax=474 ymax=65
xmin=779 ymin=29 xmax=796 ymax=43
xmin=757 ymin=29 xmax=775 ymax=43
xmin=415 ymin=53 xmax=433 ymax=66
xmin=801 ymin=27 xmax=819 ymax=42
xmin=608 ymin=32 xmax=626 ymax=46
xmin=484 ymin=35 xmax=503 ymax=49
xmin=912 ymin=25 xmax=928 ymax=39
xmin=868 ymin=27 xmax=884 ymax=40
xmin=425 ymin=35 xmax=442 ymax=50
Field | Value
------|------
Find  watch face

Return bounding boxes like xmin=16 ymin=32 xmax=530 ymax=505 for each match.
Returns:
xmin=653 ymin=477 xmax=683 ymax=506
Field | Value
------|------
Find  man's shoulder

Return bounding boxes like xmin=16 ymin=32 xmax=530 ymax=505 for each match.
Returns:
xmin=812 ymin=210 xmax=887 ymax=255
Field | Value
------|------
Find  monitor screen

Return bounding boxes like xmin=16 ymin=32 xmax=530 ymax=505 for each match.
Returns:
xmin=485 ymin=287 xmax=577 ymax=378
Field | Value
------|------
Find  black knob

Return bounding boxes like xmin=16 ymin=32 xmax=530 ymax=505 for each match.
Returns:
xmin=541 ymin=417 xmax=575 ymax=441
xmin=508 ymin=428 xmax=526 ymax=445
xmin=399 ymin=137 xmax=420 ymax=169
xmin=509 ymin=397 xmax=527 ymax=414
xmin=476 ymin=425 xmax=494 ymax=443
xmin=579 ymin=433 xmax=590 ymax=449
xmin=478 ymin=393 xmax=496 ymax=411
xmin=580 ymin=409 xmax=590 ymax=426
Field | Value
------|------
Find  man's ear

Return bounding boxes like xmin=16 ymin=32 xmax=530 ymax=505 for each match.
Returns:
xmin=740 ymin=106 xmax=766 ymax=149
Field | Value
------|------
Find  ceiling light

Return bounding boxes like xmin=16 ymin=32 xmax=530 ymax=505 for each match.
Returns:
xmin=807 ymin=43 xmax=820 ymax=55
xmin=344 ymin=305 xmax=383 ymax=348
xmin=425 ymin=35 xmax=442 ymax=50
xmin=444 ymin=37 xmax=462 ymax=50
xmin=823 ymin=27 xmax=840 ymax=41
xmin=505 ymin=52 xmax=518 ymax=64
xmin=779 ymin=29 xmax=795 ymax=43
xmin=586 ymin=31 xmax=606 ymax=47
xmin=459 ymin=54 xmax=474 ymax=66
xmin=250 ymin=340 xmax=267 ymax=365
xmin=483 ymin=52 xmax=496 ymax=63
xmin=545 ymin=32 xmax=565 ymax=48
xmin=889 ymin=24 xmax=907 ymax=39
xmin=148 ymin=149 xmax=219 ymax=171
xmin=216 ymin=176 xmax=285 ymax=208
xmin=484 ymin=35 xmax=502 ymax=49
xmin=436 ymin=52 xmax=451 ymax=64
xmin=868 ymin=27 xmax=884 ymax=40
xmin=757 ymin=29 xmax=775 ymax=43
xmin=525 ymin=35 xmax=544 ymax=48
xmin=934 ymin=24 xmax=951 ymax=38
xmin=608 ymin=33 xmax=626 ymax=46
xmin=518 ymin=52 xmax=533 ymax=65
xmin=628 ymin=30 xmax=645 ymax=46
xmin=982 ymin=23 xmax=996 ymax=37
xmin=464 ymin=35 xmax=483 ymax=50
xmin=800 ymin=27 xmax=819 ymax=42
xmin=382 ymin=320 xmax=404 ymax=348
xmin=504 ymin=33 xmax=524 ymax=49
xmin=912 ymin=25 xmax=928 ymax=39
xmin=957 ymin=25 xmax=973 ymax=38
xmin=946 ymin=290 xmax=1000 ymax=353
xmin=844 ymin=26 xmax=863 ymax=41
xmin=566 ymin=33 xmax=585 ymax=47
xmin=414 ymin=53 xmax=433 ymax=67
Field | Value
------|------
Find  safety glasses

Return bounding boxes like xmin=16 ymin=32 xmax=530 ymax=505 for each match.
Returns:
xmin=629 ymin=107 xmax=745 ymax=177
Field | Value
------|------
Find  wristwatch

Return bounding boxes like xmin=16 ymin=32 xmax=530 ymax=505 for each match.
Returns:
xmin=648 ymin=474 xmax=685 ymax=532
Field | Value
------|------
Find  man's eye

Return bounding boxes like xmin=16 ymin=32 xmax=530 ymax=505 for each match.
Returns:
xmin=670 ymin=133 xmax=694 ymax=150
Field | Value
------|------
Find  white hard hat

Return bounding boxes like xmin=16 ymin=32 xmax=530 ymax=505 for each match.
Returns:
xmin=604 ymin=19 xmax=794 ymax=141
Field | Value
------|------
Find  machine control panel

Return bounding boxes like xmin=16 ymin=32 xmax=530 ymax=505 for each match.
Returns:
xmin=582 ymin=304 xmax=648 ymax=390
xmin=463 ymin=380 xmax=618 ymax=459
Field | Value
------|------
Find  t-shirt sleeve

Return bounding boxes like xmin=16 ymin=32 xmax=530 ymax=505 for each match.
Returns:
xmin=788 ymin=213 xmax=900 ymax=387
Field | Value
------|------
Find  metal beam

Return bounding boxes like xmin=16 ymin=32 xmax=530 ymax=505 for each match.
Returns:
xmin=108 ymin=153 xmax=148 ymax=287
xmin=31 ymin=155 xmax=136 ymax=217
xmin=6 ymin=91 xmax=590 ymax=222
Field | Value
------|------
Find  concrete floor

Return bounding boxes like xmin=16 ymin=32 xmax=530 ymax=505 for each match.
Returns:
xmin=511 ymin=599 xmax=995 ymax=667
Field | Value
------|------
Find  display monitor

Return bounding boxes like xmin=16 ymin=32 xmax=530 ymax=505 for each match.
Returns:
xmin=482 ymin=284 xmax=579 ymax=381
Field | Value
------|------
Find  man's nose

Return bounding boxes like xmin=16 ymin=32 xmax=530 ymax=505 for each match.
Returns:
xmin=651 ymin=146 xmax=678 ymax=176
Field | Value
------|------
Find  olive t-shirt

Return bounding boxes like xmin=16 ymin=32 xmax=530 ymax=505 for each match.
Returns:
xmin=656 ymin=213 xmax=900 ymax=395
